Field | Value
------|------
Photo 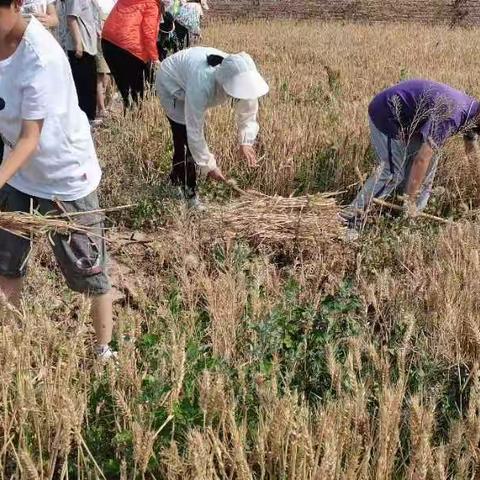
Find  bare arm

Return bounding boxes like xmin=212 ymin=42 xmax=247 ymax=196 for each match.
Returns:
xmin=67 ymin=16 xmax=83 ymax=57
xmin=405 ymin=142 xmax=434 ymax=198
xmin=35 ymin=3 xmax=59 ymax=28
xmin=0 ymin=120 xmax=43 ymax=189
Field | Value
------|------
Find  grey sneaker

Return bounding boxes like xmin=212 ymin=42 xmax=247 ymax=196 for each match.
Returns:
xmin=183 ymin=187 xmax=206 ymax=211
xmin=187 ymin=193 xmax=207 ymax=211
xmin=344 ymin=228 xmax=360 ymax=242
xmin=95 ymin=345 xmax=118 ymax=362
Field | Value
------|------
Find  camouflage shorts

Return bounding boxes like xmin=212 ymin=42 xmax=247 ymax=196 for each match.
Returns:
xmin=0 ymin=184 xmax=111 ymax=295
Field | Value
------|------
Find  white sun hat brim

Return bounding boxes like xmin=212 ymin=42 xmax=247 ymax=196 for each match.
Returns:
xmin=221 ymin=70 xmax=270 ymax=100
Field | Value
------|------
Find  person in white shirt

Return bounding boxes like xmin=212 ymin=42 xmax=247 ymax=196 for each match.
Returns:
xmin=155 ymin=47 xmax=269 ymax=207
xmin=21 ymin=0 xmax=59 ymax=28
xmin=0 ymin=2 xmax=115 ymax=361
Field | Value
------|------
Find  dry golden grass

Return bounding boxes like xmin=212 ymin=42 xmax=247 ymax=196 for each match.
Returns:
xmin=3 ymin=20 xmax=480 ymax=479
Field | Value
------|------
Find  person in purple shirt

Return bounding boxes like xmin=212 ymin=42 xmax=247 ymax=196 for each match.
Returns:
xmin=343 ymin=79 xmax=480 ymax=226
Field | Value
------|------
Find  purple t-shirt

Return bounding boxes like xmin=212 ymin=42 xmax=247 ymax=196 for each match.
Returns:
xmin=368 ymin=79 xmax=480 ymax=147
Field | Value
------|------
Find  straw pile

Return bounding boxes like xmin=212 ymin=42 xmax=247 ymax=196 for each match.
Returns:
xmin=204 ymin=191 xmax=346 ymax=255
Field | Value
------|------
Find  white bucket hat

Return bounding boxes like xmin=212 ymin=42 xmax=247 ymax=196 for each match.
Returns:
xmin=215 ymin=52 xmax=269 ymax=100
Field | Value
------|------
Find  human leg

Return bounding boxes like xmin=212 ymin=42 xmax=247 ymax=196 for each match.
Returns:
xmin=168 ymin=117 xmax=189 ymax=188
xmin=84 ymin=53 xmax=98 ymax=121
xmin=415 ymin=153 xmax=440 ymax=211
xmin=347 ymin=120 xmax=408 ymax=222
xmin=174 ymin=22 xmax=189 ymax=50
xmin=96 ymin=43 xmax=112 ymax=116
xmin=184 ymin=143 xmax=197 ymax=194
xmin=97 ymin=73 xmax=108 ymax=116
xmin=0 ymin=277 xmax=24 ymax=309
xmin=102 ymin=40 xmax=133 ymax=109
xmin=68 ymin=52 xmax=97 ymax=121
xmin=90 ymin=291 xmax=113 ymax=346
xmin=129 ymin=60 xmax=148 ymax=106
xmin=0 ymin=185 xmax=33 ymax=310
xmin=38 ymin=192 xmax=113 ymax=353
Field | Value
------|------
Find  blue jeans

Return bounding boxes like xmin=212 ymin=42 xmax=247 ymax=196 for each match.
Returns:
xmin=349 ymin=118 xmax=440 ymax=216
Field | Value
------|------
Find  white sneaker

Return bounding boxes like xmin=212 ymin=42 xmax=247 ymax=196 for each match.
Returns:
xmin=96 ymin=345 xmax=118 ymax=362
xmin=344 ymin=228 xmax=360 ymax=242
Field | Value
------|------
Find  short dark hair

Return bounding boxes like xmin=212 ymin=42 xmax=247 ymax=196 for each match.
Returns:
xmin=0 ymin=0 xmax=16 ymax=6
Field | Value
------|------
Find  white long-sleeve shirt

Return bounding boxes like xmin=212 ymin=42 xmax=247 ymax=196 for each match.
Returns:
xmin=155 ymin=47 xmax=260 ymax=175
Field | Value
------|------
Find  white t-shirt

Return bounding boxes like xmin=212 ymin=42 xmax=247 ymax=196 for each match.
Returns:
xmin=21 ymin=0 xmax=55 ymax=16
xmin=96 ymin=0 xmax=116 ymax=17
xmin=0 ymin=17 xmax=101 ymax=201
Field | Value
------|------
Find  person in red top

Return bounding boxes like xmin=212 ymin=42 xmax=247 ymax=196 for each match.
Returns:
xmin=101 ymin=0 xmax=160 ymax=108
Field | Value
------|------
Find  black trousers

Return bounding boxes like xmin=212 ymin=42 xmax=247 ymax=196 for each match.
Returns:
xmin=68 ymin=51 xmax=97 ymax=121
xmin=102 ymin=39 xmax=148 ymax=109
xmin=168 ymin=117 xmax=197 ymax=193
xmin=175 ymin=22 xmax=190 ymax=50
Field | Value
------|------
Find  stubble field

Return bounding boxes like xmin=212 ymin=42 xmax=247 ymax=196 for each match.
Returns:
xmin=3 ymin=20 xmax=480 ymax=479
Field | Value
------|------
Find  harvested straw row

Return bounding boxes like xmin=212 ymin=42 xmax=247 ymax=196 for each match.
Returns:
xmin=203 ymin=191 xmax=346 ymax=254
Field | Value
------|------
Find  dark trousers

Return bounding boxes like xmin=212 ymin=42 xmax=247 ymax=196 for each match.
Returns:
xmin=102 ymin=39 xmax=148 ymax=109
xmin=68 ymin=51 xmax=97 ymax=121
xmin=175 ymin=22 xmax=190 ymax=50
xmin=157 ymin=31 xmax=177 ymax=61
xmin=168 ymin=117 xmax=197 ymax=193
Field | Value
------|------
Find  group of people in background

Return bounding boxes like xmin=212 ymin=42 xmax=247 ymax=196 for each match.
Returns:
xmin=24 ymin=0 xmax=210 ymax=122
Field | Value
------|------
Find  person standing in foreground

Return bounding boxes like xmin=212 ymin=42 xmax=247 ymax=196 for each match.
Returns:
xmin=101 ymin=0 xmax=160 ymax=109
xmin=155 ymin=47 xmax=269 ymax=208
xmin=343 ymin=79 xmax=480 ymax=226
xmin=0 ymin=2 xmax=115 ymax=360
xmin=65 ymin=0 xmax=99 ymax=122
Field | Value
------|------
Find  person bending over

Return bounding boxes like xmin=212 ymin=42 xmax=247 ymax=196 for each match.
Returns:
xmin=155 ymin=47 xmax=269 ymax=208
xmin=343 ymin=79 xmax=480 ymax=226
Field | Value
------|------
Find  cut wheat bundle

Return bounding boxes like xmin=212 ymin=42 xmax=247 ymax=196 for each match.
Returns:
xmin=0 ymin=211 xmax=94 ymax=239
xmin=203 ymin=188 xmax=346 ymax=255
xmin=0 ymin=204 xmax=135 ymax=239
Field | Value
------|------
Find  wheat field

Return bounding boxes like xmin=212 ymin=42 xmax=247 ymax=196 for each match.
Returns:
xmin=3 ymin=20 xmax=480 ymax=479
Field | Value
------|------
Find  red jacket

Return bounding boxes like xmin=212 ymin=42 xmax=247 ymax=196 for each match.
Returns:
xmin=102 ymin=0 xmax=160 ymax=63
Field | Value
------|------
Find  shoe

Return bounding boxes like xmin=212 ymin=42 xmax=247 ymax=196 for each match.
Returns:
xmin=183 ymin=187 xmax=207 ymax=212
xmin=95 ymin=344 xmax=118 ymax=362
xmin=344 ymin=228 xmax=360 ymax=242
xmin=187 ymin=193 xmax=207 ymax=212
